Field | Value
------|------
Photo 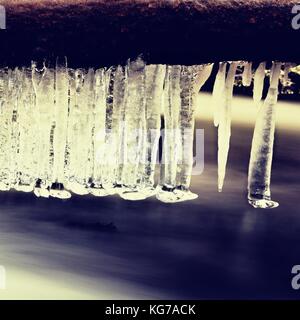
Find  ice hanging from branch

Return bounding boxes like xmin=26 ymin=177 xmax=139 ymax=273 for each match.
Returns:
xmin=0 ymin=58 xmax=291 ymax=207
xmin=176 ymin=64 xmax=213 ymax=199
xmin=33 ymin=64 xmax=55 ymax=198
xmin=50 ymin=58 xmax=72 ymax=199
xmin=89 ymin=68 xmax=107 ymax=196
xmin=157 ymin=64 xmax=212 ymax=203
xmin=120 ymin=57 xmax=147 ymax=200
xmin=217 ymin=62 xmax=238 ymax=192
xmin=15 ymin=68 xmax=38 ymax=193
xmin=247 ymin=62 xmax=282 ymax=209
xmin=142 ymin=64 xmax=166 ymax=195
xmin=156 ymin=65 xmax=182 ymax=203
xmin=212 ymin=62 xmax=227 ymax=127
xmin=67 ymin=68 xmax=95 ymax=196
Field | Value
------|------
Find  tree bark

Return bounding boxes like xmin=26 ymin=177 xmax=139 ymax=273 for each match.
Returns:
xmin=0 ymin=0 xmax=299 ymax=67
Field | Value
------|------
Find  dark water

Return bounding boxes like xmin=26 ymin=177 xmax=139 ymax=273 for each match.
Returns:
xmin=0 ymin=114 xmax=300 ymax=299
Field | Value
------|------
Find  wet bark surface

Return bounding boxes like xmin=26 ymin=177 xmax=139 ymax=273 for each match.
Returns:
xmin=0 ymin=0 xmax=299 ymax=67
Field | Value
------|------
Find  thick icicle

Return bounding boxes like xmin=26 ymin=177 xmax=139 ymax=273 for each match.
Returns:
xmin=253 ymin=62 xmax=266 ymax=105
xmin=175 ymin=65 xmax=199 ymax=202
xmin=33 ymin=64 xmax=55 ymax=198
xmin=67 ymin=69 xmax=95 ymax=195
xmin=112 ymin=65 xmax=128 ymax=194
xmin=49 ymin=58 xmax=71 ymax=199
xmin=157 ymin=64 xmax=212 ymax=203
xmin=120 ymin=57 xmax=147 ymax=200
xmin=15 ymin=68 xmax=38 ymax=193
xmin=175 ymin=64 xmax=213 ymax=201
xmin=100 ymin=65 xmax=127 ymax=195
xmin=99 ymin=66 xmax=118 ymax=194
xmin=10 ymin=69 xmax=22 ymax=191
xmin=217 ymin=62 xmax=238 ymax=192
xmin=0 ymin=69 xmax=13 ymax=191
xmin=156 ymin=65 xmax=182 ymax=203
xmin=212 ymin=62 xmax=227 ymax=127
xmin=247 ymin=62 xmax=282 ymax=209
xmin=141 ymin=64 xmax=166 ymax=196
xmin=89 ymin=68 xmax=109 ymax=196
xmin=242 ymin=62 xmax=253 ymax=87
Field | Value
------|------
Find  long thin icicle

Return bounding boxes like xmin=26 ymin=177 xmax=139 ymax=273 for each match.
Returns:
xmin=218 ymin=62 xmax=238 ymax=192
xmin=212 ymin=62 xmax=227 ymax=127
xmin=247 ymin=62 xmax=282 ymax=209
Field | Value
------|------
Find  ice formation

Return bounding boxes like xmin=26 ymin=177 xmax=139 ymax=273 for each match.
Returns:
xmin=157 ymin=64 xmax=213 ymax=203
xmin=247 ymin=62 xmax=282 ymax=209
xmin=0 ymin=58 xmax=290 ymax=208
xmin=212 ymin=62 xmax=227 ymax=127
xmin=216 ymin=62 xmax=238 ymax=192
xmin=242 ymin=62 xmax=253 ymax=87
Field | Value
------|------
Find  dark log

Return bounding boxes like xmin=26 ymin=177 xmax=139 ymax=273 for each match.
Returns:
xmin=0 ymin=0 xmax=299 ymax=67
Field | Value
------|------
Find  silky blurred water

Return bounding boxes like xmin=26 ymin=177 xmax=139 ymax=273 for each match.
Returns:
xmin=0 ymin=94 xmax=300 ymax=299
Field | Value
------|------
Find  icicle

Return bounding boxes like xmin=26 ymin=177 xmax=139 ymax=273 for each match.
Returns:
xmin=156 ymin=65 xmax=181 ymax=203
xmin=141 ymin=64 xmax=166 ymax=196
xmin=10 ymin=69 xmax=22 ymax=191
xmin=0 ymin=69 xmax=13 ymax=191
xmin=195 ymin=63 xmax=214 ymax=89
xmin=120 ymin=57 xmax=147 ymax=200
xmin=15 ymin=68 xmax=37 ymax=193
xmin=157 ymin=64 xmax=212 ymax=203
xmin=175 ymin=65 xmax=198 ymax=201
xmin=0 ymin=60 xmax=292 ymax=207
xmin=242 ymin=62 xmax=253 ymax=87
xmin=212 ymin=62 xmax=227 ymax=127
xmin=247 ymin=62 xmax=282 ymax=209
xmin=176 ymin=64 xmax=213 ymax=200
xmin=99 ymin=66 xmax=118 ymax=195
xmin=281 ymin=63 xmax=291 ymax=87
xmin=67 ymin=68 xmax=95 ymax=195
xmin=112 ymin=65 xmax=128 ymax=193
xmin=33 ymin=64 xmax=55 ymax=198
xmin=101 ymin=65 xmax=127 ymax=195
xmin=253 ymin=62 xmax=266 ymax=106
xmin=217 ymin=61 xmax=238 ymax=192
xmin=49 ymin=58 xmax=71 ymax=199
xmin=89 ymin=68 xmax=108 ymax=196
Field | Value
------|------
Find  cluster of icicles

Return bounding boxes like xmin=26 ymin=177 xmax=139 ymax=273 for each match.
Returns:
xmin=0 ymin=58 xmax=291 ymax=207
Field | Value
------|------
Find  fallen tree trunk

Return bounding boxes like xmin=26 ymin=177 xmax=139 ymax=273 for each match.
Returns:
xmin=0 ymin=0 xmax=299 ymax=67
